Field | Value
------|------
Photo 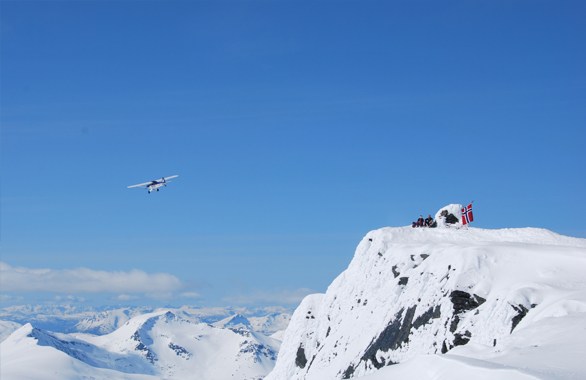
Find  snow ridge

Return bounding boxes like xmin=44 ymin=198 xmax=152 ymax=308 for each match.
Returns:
xmin=267 ymin=224 xmax=586 ymax=380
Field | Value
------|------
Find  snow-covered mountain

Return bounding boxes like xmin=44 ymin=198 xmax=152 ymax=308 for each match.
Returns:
xmin=214 ymin=313 xmax=254 ymax=331
xmin=0 ymin=304 xmax=154 ymax=335
xmin=267 ymin=210 xmax=586 ymax=379
xmin=212 ymin=312 xmax=291 ymax=337
xmin=1 ymin=309 xmax=280 ymax=379
xmin=0 ymin=304 xmax=291 ymax=337
xmin=74 ymin=307 xmax=152 ymax=335
xmin=249 ymin=312 xmax=291 ymax=337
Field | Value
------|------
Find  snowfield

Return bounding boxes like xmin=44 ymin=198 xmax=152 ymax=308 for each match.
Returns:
xmin=267 ymin=220 xmax=586 ymax=379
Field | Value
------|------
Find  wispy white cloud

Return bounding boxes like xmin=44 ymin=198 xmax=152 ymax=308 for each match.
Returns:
xmin=223 ymin=288 xmax=315 ymax=306
xmin=54 ymin=295 xmax=86 ymax=303
xmin=180 ymin=291 xmax=200 ymax=299
xmin=0 ymin=262 xmax=182 ymax=295
xmin=115 ymin=294 xmax=139 ymax=302
xmin=0 ymin=294 xmax=24 ymax=303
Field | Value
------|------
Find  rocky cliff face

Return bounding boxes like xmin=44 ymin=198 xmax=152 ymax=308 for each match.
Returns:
xmin=266 ymin=224 xmax=586 ymax=379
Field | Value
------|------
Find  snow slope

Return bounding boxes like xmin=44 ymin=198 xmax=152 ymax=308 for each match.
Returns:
xmin=1 ymin=309 xmax=280 ymax=380
xmin=267 ymin=223 xmax=586 ymax=380
xmin=1 ymin=323 xmax=156 ymax=380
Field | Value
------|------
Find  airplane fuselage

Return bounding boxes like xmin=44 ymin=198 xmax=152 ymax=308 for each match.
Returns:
xmin=147 ymin=180 xmax=166 ymax=193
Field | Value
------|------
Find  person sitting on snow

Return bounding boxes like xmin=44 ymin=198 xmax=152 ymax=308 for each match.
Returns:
xmin=412 ymin=215 xmax=424 ymax=228
xmin=417 ymin=215 xmax=424 ymax=227
xmin=425 ymin=215 xmax=434 ymax=227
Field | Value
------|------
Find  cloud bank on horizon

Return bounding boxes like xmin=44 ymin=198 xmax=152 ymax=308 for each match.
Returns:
xmin=0 ymin=261 xmax=312 ymax=307
xmin=0 ymin=262 xmax=181 ymax=297
xmin=223 ymin=288 xmax=315 ymax=306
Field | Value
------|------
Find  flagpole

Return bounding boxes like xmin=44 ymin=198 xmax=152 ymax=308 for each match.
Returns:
xmin=468 ymin=200 xmax=474 ymax=230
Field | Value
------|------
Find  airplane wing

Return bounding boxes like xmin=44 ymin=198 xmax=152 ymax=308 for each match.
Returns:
xmin=127 ymin=181 xmax=153 ymax=188
xmin=164 ymin=175 xmax=179 ymax=181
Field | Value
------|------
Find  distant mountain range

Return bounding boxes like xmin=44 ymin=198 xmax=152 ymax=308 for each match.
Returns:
xmin=2 ymin=308 xmax=282 ymax=379
xmin=0 ymin=304 xmax=291 ymax=338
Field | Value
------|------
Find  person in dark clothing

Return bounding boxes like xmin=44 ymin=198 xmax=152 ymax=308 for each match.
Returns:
xmin=417 ymin=215 xmax=425 ymax=227
xmin=424 ymin=215 xmax=434 ymax=227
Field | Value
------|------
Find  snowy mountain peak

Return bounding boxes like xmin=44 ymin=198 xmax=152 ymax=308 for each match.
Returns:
xmin=267 ymin=226 xmax=586 ymax=380
xmin=214 ymin=313 xmax=253 ymax=331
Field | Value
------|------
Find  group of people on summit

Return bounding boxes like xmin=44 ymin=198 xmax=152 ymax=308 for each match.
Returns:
xmin=412 ymin=215 xmax=435 ymax=228
xmin=412 ymin=209 xmax=459 ymax=228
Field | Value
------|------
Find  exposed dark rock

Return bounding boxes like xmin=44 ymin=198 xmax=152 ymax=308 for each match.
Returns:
xmin=326 ymin=326 xmax=331 ymax=337
xmin=168 ymin=342 xmax=191 ymax=359
xmin=295 ymin=345 xmax=307 ymax=368
xmin=450 ymin=291 xmax=486 ymax=314
xmin=392 ymin=265 xmax=400 ymax=278
xmin=398 ymin=277 xmax=409 ymax=286
xmin=360 ymin=307 xmax=416 ymax=369
xmin=132 ymin=331 xmax=157 ymax=364
xmin=342 ymin=364 xmax=355 ymax=379
xmin=307 ymin=354 xmax=317 ymax=371
xmin=511 ymin=304 xmax=530 ymax=333
xmin=453 ymin=331 xmax=471 ymax=347
xmin=449 ymin=315 xmax=460 ymax=333
xmin=445 ymin=213 xmax=459 ymax=224
xmin=420 ymin=254 xmax=429 ymax=260
xmin=241 ymin=342 xmax=277 ymax=361
xmin=412 ymin=305 xmax=441 ymax=330
xmin=441 ymin=341 xmax=449 ymax=354
xmin=230 ymin=328 xmax=251 ymax=336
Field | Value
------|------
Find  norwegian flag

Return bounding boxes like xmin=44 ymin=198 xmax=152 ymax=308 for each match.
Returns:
xmin=461 ymin=203 xmax=474 ymax=225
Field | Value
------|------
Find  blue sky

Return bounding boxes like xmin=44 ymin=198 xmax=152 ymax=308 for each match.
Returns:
xmin=1 ymin=0 xmax=585 ymax=308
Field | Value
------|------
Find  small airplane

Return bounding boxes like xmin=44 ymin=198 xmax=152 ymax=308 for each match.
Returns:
xmin=127 ymin=175 xmax=179 ymax=193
